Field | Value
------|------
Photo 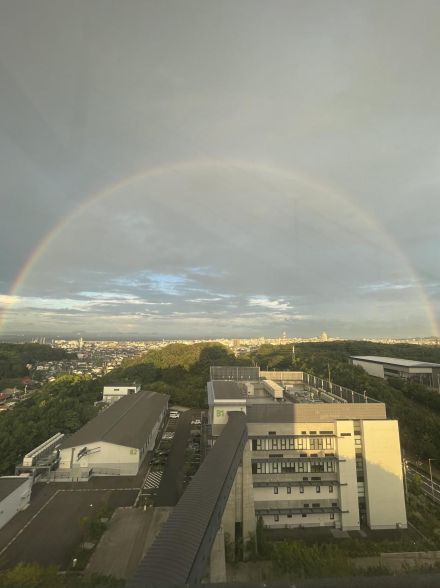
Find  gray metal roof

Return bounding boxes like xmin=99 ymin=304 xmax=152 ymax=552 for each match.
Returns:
xmin=128 ymin=411 xmax=247 ymax=588
xmin=351 ymin=356 xmax=440 ymax=368
xmin=0 ymin=477 xmax=28 ymax=502
xmin=211 ymin=380 xmax=247 ymax=400
xmin=60 ymin=391 xmax=169 ymax=450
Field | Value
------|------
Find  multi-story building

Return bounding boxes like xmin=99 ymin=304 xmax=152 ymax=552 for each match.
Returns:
xmin=207 ymin=367 xmax=407 ymax=538
xmin=102 ymin=382 xmax=140 ymax=403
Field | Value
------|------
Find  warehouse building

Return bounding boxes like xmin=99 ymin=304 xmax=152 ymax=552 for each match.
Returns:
xmin=58 ymin=390 xmax=168 ymax=477
xmin=351 ymin=355 xmax=440 ymax=388
xmin=0 ymin=476 xmax=32 ymax=530
xmin=208 ymin=367 xmax=406 ymax=539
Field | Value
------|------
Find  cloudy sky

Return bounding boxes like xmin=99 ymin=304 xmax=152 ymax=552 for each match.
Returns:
xmin=1 ymin=0 xmax=439 ymax=339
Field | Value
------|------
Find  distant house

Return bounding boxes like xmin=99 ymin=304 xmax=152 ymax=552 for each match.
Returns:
xmin=351 ymin=356 xmax=440 ymax=388
xmin=102 ymin=382 xmax=140 ymax=404
xmin=58 ymin=391 xmax=169 ymax=477
xmin=0 ymin=476 xmax=32 ymax=530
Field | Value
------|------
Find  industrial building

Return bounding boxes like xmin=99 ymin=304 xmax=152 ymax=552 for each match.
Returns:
xmin=0 ymin=476 xmax=32 ymax=530
xmin=351 ymin=355 xmax=440 ymax=388
xmin=207 ymin=367 xmax=407 ymax=539
xmin=102 ymin=382 xmax=140 ymax=403
xmin=58 ymin=390 xmax=168 ymax=478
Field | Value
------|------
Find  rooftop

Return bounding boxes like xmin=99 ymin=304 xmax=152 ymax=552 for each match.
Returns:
xmin=60 ymin=390 xmax=169 ymax=450
xmin=0 ymin=476 xmax=29 ymax=502
xmin=211 ymin=380 xmax=247 ymax=400
xmin=351 ymin=356 xmax=440 ymax=368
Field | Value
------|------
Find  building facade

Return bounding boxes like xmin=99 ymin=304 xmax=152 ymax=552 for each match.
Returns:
xmin=208 ymin=368 xmax=407 ymax=537
xmin=102 ymin=383 xmax=140 ymax=404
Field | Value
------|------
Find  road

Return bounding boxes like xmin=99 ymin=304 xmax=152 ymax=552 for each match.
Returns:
xmin=154 ymin=409 xmax=195 ymax=506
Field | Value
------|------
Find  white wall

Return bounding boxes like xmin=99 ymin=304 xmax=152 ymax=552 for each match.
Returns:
xmin=353 ymin=360 xmax=385 ymax=379
xmin=261 ymin=512 xmax=339 ymax=528
xmin=336 ymin=420 xmax=360 ymax=531
xmin=59 ymin=441 xmax=140 ymax=475
xmin=0 ymin=477 xmax=32 ymax=530
xmin=103 ymin=385 xmax=139 ymax=403
xmin=362 ymin=420 xmax=407 ymax=529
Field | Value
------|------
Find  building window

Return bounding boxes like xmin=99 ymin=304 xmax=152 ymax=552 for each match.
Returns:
xmin=316 ymin=485 xmax=320 ymax=493
xmin=274 ymin=514 xmax=279 ymax=522
xmin=300 ymin=486 xmax=304 ymax=493
xmin=302 ymin=514 xmax=307 ymax=518
xmin=355 ymin=438 xmax=362 ymax=446
xmin=310 ymin=437 xmax=323 ymax=450
xmin=332 ymin=502 xmax=337 ymax=507
xmin=330 ymin=513 xmax=335 ymax=520
xmin=312 ymin=503 xmax=320 ymax=507
xmin=329 ymin=485 xmax=333 ymax=493
xmin=296 ymin=438 xmax=305 ymax=450
xmin=287 ymin=514 xmax=292 ymax=518
xmin=325 ymin=437 xmax=334 ymax=449
xmin=287 ymin=486 xmax=292 ymax=494
xmin=268 ymin=431 xmax=276 ymax=435
xmin=303 ymin=503 xmax=309 ymax=507
xmin=274 ymin=487 xmax=278 ymax=494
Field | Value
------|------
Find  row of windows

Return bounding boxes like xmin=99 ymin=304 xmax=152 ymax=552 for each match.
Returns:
xmin=252 ymin=460 xmax=337 ymax=474
xmin=252 ymin=437 xmax=334 ymax=451
xmin=272 ymin=485 xmax=333 ymax=494
xmin=273 ymin=513 xmax=336 ymax=521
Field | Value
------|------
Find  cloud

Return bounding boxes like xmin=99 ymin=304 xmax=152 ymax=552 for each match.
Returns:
xmin=248 ymin=297 xmax=293 ymax=311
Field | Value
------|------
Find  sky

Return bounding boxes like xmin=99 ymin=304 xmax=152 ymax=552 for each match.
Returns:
xmin=0 ymin=0 xmax=439 ymax=339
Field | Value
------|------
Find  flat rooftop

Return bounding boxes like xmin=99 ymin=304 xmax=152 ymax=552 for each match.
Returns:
xmin=211 ymin=381 xmax=247 ymax=400
xmin=351 ymin=356 xmax=440 ymax=368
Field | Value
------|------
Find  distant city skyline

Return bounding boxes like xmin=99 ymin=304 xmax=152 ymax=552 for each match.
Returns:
xmin=1 ymin=2 xmax=439 ymax=338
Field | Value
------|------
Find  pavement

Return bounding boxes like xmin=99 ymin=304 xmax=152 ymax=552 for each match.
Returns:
xmin=86 ymin=506 xmax=172 ymax=579
xmin=154 ymin=409 xmax=195 ymax=507
xmin=0 ymin=486 xmax=138 ymax=570
xmin=0 ymin=467 xmax=146 ymax=570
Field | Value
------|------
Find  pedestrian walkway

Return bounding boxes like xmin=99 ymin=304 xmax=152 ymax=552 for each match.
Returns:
xmin=143 ymin=471 xmax=162 ymax=490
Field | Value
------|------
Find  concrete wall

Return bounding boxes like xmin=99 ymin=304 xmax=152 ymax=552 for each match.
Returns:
xmin=362 ymin=420 xmax=407 ymax=529
xmin=0 ymin=477 xmax=32 ymax=530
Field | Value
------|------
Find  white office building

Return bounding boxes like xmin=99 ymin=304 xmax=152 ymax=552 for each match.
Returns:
xmin=102 ymin=382 xmax=141 ymax=404
xmin=208 ymin=367 xmax=407 ymax=534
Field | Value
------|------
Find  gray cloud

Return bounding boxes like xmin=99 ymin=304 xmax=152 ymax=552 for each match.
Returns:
xmin=0 ymin=0 xmax=439 ymax=337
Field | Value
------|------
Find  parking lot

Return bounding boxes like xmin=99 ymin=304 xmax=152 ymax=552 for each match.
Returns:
xmin=0 ymin=486 xmax=138 ymax=569
xmin=138 ymin=408 xmax=204 ymax=507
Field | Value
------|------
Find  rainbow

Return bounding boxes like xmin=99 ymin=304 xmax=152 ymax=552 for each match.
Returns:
xmin=1 ymin=158 xmax=438 ymax=336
